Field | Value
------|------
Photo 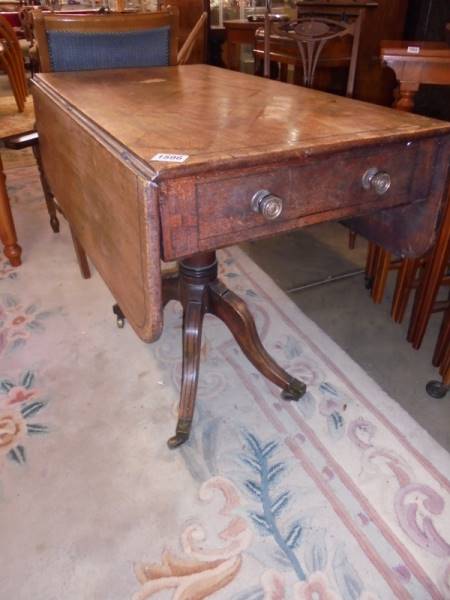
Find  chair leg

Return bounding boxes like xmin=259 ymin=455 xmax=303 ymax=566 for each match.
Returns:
xmin=407 ymin=203 xmax=450 ymax=350
xmin=69 ymin=225 xmax=91 ymax=279
xmin=0 ymin=155 xmax=22 ymax=266
xmin=364 ymin=242 xmax=378 ymax=289
xmin=348 ymin=230 xmax=357 ymax=250
xmin=391 ymin=258 xmax=420 ymax=323
xmin=432 ymin=305 xmax=450 ymax=367
xmin=32 ymin=142 xmax=60 ymax=233
xmin=371 ymin=247 xmax=391 ymax=304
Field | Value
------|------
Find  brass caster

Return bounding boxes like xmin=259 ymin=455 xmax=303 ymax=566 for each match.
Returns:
xmin=167 ymin=418 xmax=192 ymax=449
xmin=426 ymin=380 xmax=449 ymax=399
xmin=364 ymin=275 xmax=373 ymax=290
xmin=281 ymin=378 xmax=307 ymax=401
xmin=112 ymin=304 xmax=126 ymax=329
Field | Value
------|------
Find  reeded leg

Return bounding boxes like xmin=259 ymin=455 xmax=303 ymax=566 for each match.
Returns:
xmin=156 ymin=252 xmax=306 ymax=448
xmin=32 ymin=142 xmax=60 ymax=233
xmin=0 ymin=155 xmax=22 ymax=266
xmin=168 ymin=290 xmax=207 ymax=449
xmin=209 ymin=281 xmax=306 ymax=400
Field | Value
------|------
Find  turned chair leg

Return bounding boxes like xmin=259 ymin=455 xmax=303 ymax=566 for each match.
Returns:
xmin=364 ymin=242 xmax=378 ymax=289
xmin=371 ymin=247 xmax=391 ymax=303
xmin=348 ymin=230 xmax=357 ymax=250
xmin=391 ymin=258 xmax=420 ymax=323
xmin=32 ymin=142 xmax=60 ymax=233
xmin=408 ymin=212 xmax=450 ymax=350
xmin=0 ymin=155 xmax=22 ymax=266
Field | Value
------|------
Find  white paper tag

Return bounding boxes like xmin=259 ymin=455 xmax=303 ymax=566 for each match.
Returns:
xmin=140 ymin=78 xmax=166 ymax=84
xmin=151 ymin=153 xmax=189 ymax=163
xmin=407 ymin=46 xmax=420 ymax=54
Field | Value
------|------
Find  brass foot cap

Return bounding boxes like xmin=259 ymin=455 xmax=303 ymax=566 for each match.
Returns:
xmin=281 ymin=378 xmax=306 ymax=401
xmin=167 ymin=419 xmax=192 ymax=449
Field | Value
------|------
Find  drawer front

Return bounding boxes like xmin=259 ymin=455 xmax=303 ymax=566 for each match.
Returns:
xmin=196 ymin=143 xmax=419 ymax=243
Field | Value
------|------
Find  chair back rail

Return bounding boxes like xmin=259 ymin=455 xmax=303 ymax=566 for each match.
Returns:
xmin=262 ymin=13 xmax=363 ymax=97
xmin=177 ymin=11 xmax=207 ymax=65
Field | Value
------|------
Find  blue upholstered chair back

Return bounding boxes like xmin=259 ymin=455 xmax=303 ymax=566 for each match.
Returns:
xmin=33 ymin=10 xmax=179 ymax=73
xmin=46 ymin=26 xmax=171 ymax=72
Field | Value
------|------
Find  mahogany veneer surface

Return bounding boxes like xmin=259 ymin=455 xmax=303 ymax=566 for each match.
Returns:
xmin=32 ymin=65 xmax=450 ymax=341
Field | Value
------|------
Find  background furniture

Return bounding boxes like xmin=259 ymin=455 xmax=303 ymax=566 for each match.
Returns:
xmin=382 ymin=40 xmax=450 ymax=111
xmin=426 ymin=304 xmax=450 ymax=398
xmin=222 ymin=1 xmax=410 ymax=105
xmin=224 ymin=18 xmax=259 ymax=71
xmin=0 ymin=14 xmax=28 ymax=111
xmin=0 ymin=96 xmax=34 ymax=266
xmin=0 ymin=8 xmax=180 ymax=271
xmin=255 ymin=12 xmax=362 ymax=97
xmin=33 ymin=9 xmax=179 ymax=72
xmin=364 ymin=40 xmax=450 ymax=353
xmin=160 ymin=0 xmax=208 ymax=64
xmin=32 ymin=65 xmax=450 ymax=446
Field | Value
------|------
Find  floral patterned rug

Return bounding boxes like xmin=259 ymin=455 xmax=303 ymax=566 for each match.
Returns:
xmin=2 ymin=162 xmax=450 ymax=600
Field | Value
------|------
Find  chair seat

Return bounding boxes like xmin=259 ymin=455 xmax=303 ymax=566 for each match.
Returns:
xmin=0 ymin=94 xmax=34 ymax=139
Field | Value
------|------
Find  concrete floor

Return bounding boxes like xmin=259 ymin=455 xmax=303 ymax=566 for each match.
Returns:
xmin=242 ymin=222 xmax=450 ymax=452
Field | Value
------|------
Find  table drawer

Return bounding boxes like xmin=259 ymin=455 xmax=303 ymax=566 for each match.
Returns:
xmin=195 ymin=142 xmax=419 ymax=242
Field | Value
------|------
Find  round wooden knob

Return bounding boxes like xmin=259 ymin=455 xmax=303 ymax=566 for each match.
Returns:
xmin=251 ymin=189 xmax=284 ymax=220
xmin=362 ymin=168 xmax=391 ymax=195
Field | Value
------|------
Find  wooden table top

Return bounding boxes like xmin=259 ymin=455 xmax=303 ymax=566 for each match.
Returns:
xmin=33 ymin=65 xmax=450 ymax=181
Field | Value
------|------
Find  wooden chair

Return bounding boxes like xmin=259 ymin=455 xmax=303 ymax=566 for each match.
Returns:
xmin=159 ymin=0 xmax=208 ymax=64
xmin=255 ymin=11 xmax=363 ymax=98
xmin=21 ymin=8 xmax=179 ymax=278
xmin=176 ymin=10 xmax=207 ymax=65
xmin=0 ymin=14 xmax=28 ymax=112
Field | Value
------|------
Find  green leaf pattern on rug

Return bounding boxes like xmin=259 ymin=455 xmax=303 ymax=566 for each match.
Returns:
xmin=0 ymin=371 xmax=50 ymax=467
xmin=241 ymin=432 xmax=307 ymax=581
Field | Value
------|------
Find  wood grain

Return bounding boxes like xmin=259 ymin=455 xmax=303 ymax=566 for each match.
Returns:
xmin=32 ymin=65 xmax=450 ymax=180
xmin=32 ymin=86 xmax=162 ymax=342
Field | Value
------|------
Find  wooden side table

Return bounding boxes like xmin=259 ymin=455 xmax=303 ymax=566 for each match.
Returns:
xmin=223 ymin=19 xmax=259 ymax=71
xmin=381 ymin=40 xmax=450 ymax=111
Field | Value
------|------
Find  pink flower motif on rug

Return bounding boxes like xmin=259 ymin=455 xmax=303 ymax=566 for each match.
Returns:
xmin=0 ymin=371 xmax=50 ymax=467
xmin=0 ymin=259 xmax=18 ymax=282
xmin=0 ymin=294 xmax=55 ymax=355
xmin=133 ymin=477 xmax=250 ymax=598
xmin=294 ymin=572 xmax=340 ymax=599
